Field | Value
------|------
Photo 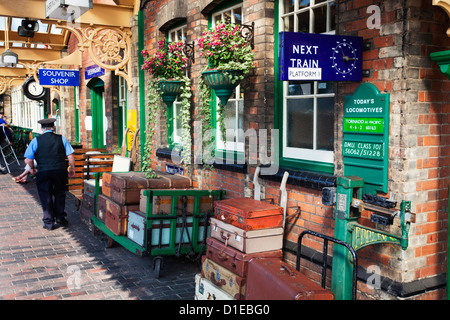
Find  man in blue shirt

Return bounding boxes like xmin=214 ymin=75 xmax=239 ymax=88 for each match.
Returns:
xmin=24 ymin=118 xmax=76 ymax=230
xmin=0 ymin=113 xmax=12 ymax=142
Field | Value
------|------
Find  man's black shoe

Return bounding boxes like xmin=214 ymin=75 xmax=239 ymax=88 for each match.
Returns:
xmin=43 ymin=224 xmax=55 ymax=231
xmin=56 ymin=218 xmax=69 ymax=227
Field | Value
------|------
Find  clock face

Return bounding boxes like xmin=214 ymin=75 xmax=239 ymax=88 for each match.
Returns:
xmin=29 ymin=81 xmax=44 ymax=96
xmin=330 ymin=40 xmax=359 ymax=77
xmin=23 ymin=77 xmax=47 ymax=100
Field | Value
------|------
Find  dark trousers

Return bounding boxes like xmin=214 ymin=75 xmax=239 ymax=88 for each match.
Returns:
xmin=36 ymin=169 xmax=68 ymax=227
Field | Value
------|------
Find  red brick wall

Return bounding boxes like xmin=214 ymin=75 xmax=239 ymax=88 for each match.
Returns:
xmin=140 ymin=0 xmax=450 ymax=299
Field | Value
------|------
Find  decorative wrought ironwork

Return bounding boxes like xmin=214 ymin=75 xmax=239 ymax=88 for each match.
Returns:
xmin=56 ymin=23 xmax=133 ymax=91
xmin=183 ymin=41 xmax=195 ymax=67
xmin=241 ymin=22 xmax=255 ymax=49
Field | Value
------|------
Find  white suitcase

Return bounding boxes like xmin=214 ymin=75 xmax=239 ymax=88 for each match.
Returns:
xmin=209 ymin=217 xmax=283 ymax=253
xmin=194 ymin=273 xmax=235 ymax=300
xmin=127 ymin=211 xmax=146 ymax=246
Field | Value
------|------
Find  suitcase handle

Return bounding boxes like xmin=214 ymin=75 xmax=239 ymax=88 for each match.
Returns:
xmin=220 ymin=231 xmax=231 ymax=247
xmin=131 ymin=224 xmax=140 ymax=232
xmin=217 ymin=250 xmax=228 ymax=261
xmin=220 ymin=231 xmax=230 ymax=241
xmin=280 ymin=263 xmax=297 ymax=277
xmin=208 ymin=272 xmax=226 ymax=287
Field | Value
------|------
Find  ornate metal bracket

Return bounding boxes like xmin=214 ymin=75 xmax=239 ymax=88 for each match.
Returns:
xmin=55 ymin=23 xmax=134 ymax=91
xmin=347 ymin=200 xmax=412 ymax=251
xmin=183 ymin=41 xmax=195 ymax=67
xmin=241 ymin=22 xmax=255 ymax=50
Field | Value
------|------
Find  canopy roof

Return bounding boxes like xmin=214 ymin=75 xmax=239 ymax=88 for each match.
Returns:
xmin=0 ymin=0 xmax=137 ymax=88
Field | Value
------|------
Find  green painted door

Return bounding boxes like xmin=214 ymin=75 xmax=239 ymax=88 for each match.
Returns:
xmin=90 ymin=79 xmax=106 ymax=149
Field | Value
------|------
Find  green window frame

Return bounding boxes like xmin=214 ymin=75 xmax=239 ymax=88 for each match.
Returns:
xmin=275 ymin=0 xmax=336 ymax=174
xmin=166 ymin=23 xmax=187 ymax=148
xmin=209 ymin=1 xmax=245 ymax=163
xmin=74 ymin=87 xmax=80 ymax=142
xmin=117 ymin=76 xmax=127 ymax=148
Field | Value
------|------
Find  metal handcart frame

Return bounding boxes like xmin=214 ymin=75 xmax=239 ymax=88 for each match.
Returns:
xmin=89 ymin=173 xmax=225 ymax=277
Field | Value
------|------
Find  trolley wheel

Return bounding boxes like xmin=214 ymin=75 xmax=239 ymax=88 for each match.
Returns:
xmin=153 ymin=256 xmax=163 ymax=278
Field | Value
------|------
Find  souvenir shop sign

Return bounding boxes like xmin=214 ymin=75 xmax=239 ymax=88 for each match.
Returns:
xmin=39 ymin=69 xmax=80 ymax=86
xmin=279 ymin=32 xmax=363 ymax=81
xmin=343 ymin=83 xmax=390 ymax=195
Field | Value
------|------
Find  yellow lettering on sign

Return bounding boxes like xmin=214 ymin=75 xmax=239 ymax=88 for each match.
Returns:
xmin=352 ymin=226 xmax=399 ymax=251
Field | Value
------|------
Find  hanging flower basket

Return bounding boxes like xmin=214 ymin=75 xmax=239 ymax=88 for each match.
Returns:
xmin=202 ymin=69 xmax=243 ymax=106
xmin=158 ymin=79 xmax=184 ymax=108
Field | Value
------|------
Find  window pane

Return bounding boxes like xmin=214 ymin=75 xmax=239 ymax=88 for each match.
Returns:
xmin=282 ymin=15 xmax=295 ymax=32
xmin=313 ymin=5 xmax=327 ymax=34
xmin=317 ymin=82 xmax=334 ymax=94
xmin=283 ymin=0 xmax=294 ymax=14
xmin=233 ymin=7 xmax=242 ymax=24
xmin=174 ymin=102 xmax=182 ymax=142
xmin=329 ymin=2 xmax=336 ymax=32
xmin=224 ymin=102 xmax=237 ymax=142
xmin=287 ymin=98 xmax=313 ymax=149
xmin=237 ymin=100 xmax=244 ymax=142
xmin=298 ymin=0 xmax=311 ymax=9
xmin=297 ymin=10 xmax=310 ymax=33
xmin=223 ymin=11 xmax=232 ymax=23
xmin=316 ymin=97 xmax=334 ymax=150
xmin=288 ymin=81 xmax=314 ymax=95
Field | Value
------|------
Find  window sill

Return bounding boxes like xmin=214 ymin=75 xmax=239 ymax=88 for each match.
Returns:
xmin=259 ymin=166 xmax=336 ymax=190
xmin=156 ymin=147 xmax=180 ymax=160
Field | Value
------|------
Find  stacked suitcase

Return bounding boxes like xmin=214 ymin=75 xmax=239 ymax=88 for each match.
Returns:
xmin=195 ymin=198 xmax=284 ymax=300
xmin=195 ymin=197 xmax=335 ymax=300
xmin=95 ymin=171 xmax=192 ymax=242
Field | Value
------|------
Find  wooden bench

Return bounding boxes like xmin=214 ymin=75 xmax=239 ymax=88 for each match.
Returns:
xmin=68 ymin=148 xmax=115 ymax=206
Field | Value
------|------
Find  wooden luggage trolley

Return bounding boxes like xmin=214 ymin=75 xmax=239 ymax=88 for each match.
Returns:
xmin=89 ymin=172 xmax=225 ymax=277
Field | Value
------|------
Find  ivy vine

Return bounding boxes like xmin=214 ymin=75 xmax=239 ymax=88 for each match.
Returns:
xmin=142 ymin=76 xmax=192 ymax=179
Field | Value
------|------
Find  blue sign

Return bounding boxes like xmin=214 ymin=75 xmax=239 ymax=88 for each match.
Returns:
xmin=39 ymin=69 xmax=80 ymax=86
xmin=85 ymin=64 xmax=105 ymax=80
xmin=279 ymin=32 xmax=363 ymax=82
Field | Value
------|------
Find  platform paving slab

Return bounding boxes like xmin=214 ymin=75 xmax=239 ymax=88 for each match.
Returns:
xmin=0 ymin=160 xmax=200 ymax=300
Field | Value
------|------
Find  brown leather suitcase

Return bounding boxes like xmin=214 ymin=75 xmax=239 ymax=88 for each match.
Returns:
xmin=214 ymin=198 xmax=283 ymax=231
xmin=201 ymin=256 xmax=246 ymax=300
xmin=139 ymin=191 xmax=215 ymax=215
xmin=96 ymin=194 xmax=108 ymax=223
xmin=105 ymin=172 xmax=192 ymax=205
xmin=205 ymin=237 xmax=282 ymax=278
xmin=209 ymin=217 xmax=283 ymax=253
xmin=102 ymin=172 xmax=113 ymax=198
xmin=246 ymin=258 xmax=334 ymax=300
xmin=103 ymin=197 xmax=140 ymax=236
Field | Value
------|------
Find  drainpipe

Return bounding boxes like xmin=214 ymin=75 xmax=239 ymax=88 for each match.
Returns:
xmin=430 ymin=50 xmax=450 ymax=300
xmin=138 ymin=10 xmax=146 ymax=165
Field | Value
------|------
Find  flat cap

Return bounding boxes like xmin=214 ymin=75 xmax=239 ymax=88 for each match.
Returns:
xmin=38 ymin=118 xmax=56 ymax=126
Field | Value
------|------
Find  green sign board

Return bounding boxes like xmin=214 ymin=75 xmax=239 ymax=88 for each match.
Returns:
xmin=344 ymin=118 xmax=384 ymax=133
xmin=343 ymin=83 xmax=390 ymax=195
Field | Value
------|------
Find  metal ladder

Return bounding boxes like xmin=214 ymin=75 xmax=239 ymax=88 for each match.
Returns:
xmin=0 ymin=126 xmax=20 ymax=173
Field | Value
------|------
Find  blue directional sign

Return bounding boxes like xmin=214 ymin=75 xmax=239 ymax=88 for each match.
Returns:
xmin=279 ymin=32 xmax=363 ymax=82
xmin=85 ymin=64 xmax=105 ymax=80
xmin=39 ymin=69 xmax=80 ymax=86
